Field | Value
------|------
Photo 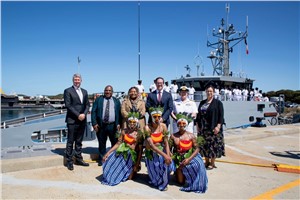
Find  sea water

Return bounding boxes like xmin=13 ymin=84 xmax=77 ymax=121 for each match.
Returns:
xmin=1 ymin=107 xmax=55 ymax=122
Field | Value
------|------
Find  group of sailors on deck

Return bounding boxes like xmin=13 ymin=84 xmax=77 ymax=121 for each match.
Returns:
xmin=214 ymin=86 xmax=269 ymax=102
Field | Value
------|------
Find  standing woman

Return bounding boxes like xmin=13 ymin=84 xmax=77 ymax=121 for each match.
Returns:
xmin=196 ymin=85 xmax=225 ymax=169
xmin=171 ymin=86 xmax=198 ymax=135
xmin=144 ymin=106 xmax=172 ymax=191
xmin=121 ymin=86 xmax=146 ymax=130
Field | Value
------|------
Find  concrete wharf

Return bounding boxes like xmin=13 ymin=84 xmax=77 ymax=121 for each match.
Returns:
xmin=1 ymin=124 xmax=300 ymax=199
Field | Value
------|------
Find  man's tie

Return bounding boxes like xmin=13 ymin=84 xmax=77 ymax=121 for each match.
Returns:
xmin=77 ymin=88 xmax=83 ymax=103
xmin=104 ymin=99 xmax=110 ymax=123
xmin=158 ymin=91 xmax=161 ymax=102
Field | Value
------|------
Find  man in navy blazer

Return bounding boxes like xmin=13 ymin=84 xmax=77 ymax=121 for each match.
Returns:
xmin=64 ymin=73 xmax=90 ymax=170
xmin=146 ymin=77 xmax=173 ymax=127
xmin=91 ymin=85 xmax=122 ymax=165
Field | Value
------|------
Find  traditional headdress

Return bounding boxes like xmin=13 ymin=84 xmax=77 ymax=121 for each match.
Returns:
xmin=127 ymin=111 xmax=140 ymax=129
xmin=149 ymin=106 xmax=164 ymax=124
xmin=176 ymin=112 xmax=193 ymax=129
xmin=127 ymin=111 xmax=140 ymax=121
xmin=149 ymin=106 xmax=164 ymax=116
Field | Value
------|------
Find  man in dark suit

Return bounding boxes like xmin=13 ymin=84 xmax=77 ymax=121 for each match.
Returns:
xmin=146 ymin=77 xmax=173 ymax=127
xmin=91 ymin=85 xmax=122 ymax=165
xmin=64 ymin=73 xmax=90 ymax=171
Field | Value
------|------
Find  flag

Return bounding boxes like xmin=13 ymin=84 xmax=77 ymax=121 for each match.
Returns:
xmin=244 ymin=38 xmax=249 ymax=55
xmin=78 ymin=56 xmax=81 ymax=64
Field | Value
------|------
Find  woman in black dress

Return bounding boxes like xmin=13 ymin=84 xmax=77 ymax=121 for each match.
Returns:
xmin=196 ymin=85 xmax=225 ymax=169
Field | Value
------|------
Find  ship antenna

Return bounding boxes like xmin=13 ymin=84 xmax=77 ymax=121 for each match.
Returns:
xmin=194 ymin=42 xmax=204 ymax=76
xmin=226 ymin=3 xmax=230 ymax=29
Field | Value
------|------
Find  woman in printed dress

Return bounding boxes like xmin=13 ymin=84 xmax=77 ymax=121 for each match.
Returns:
xmin=143 ymin=106 xmax=172 ymax=191
xmin=196 ymin=84 xmax=225 ymax=170
xmin=169 ymin=113 xmax=208 ymax=193
xmin=101 ymin=112 xmax=142 ymax=186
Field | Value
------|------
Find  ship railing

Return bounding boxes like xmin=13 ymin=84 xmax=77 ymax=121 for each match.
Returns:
xmin=1 ymin=109 xmax=67 ymax=129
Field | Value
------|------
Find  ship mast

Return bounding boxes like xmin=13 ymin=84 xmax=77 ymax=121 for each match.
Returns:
xmin=207 ymin=3 xmax=248 ymax=76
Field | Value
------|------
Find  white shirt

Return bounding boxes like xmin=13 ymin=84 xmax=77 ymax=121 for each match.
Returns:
xmin=164 ymin=85 xmax=170 ymax=92
xmin=170 ymin=84 xmax=178 ymax=93
xmin=149 ymin=84 xmax=156 ymax=92
xmin=172 ymin=98 xmax=198 ymax=134
xmin=135 ymin=84 xmax=144 ymax=94
xmin=189 ymin=87 xmax=196 ymax=95
xmin=263 ymin=97 xmax=269 ymax=102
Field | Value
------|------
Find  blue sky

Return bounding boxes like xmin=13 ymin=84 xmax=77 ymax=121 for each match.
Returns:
xmin=1 ymin=1 xmax=299 ymax=96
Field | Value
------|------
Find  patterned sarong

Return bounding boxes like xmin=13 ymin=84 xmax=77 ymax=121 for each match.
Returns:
xmin=145 ymin=151 xmax=169 ymax=191
xmin=101 ymin=151 xmax=134 ymax=186
xmin=180 ymin=153 xmax=208 ymax=193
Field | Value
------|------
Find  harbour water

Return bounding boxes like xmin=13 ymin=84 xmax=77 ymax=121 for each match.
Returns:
xmin=1 ymin=107 xmax=55 ymax=122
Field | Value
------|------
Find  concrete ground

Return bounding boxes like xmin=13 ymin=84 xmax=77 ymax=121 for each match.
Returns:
xmin=1 ymin=124 xmax=300 ymax=199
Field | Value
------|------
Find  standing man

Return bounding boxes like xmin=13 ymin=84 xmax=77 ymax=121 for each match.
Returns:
xmin=64 ymin=73 xmax=90 ymax=171
xmin=146 ymin=77 xmax=173 ymax=128
xmin=91 ymin=85 xmax=122 ymax=166
xmin=170 ymin=80 xmax=178 ymax=100
xmin=135 ymin=79 xmax=145 ymax=100
xmin=149 ymin=79 xmax=157 ymax=93
xmin=135 ymin=80 xmax=145 ymax=95
xmin=189 ymin=84 xmax=196 ymax=100
xmin=163 ymin=81 xmax=170 ymax=93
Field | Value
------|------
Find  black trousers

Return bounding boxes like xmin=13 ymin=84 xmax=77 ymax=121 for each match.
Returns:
xmin=96 ymin=123 xmax=117 ymax=159
xmin=66 ymin=123 xmax=86 ymax=163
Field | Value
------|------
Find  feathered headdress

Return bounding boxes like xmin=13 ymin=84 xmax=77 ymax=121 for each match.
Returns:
xmin=176 ymin=112 xmax=193 ymax=124
xmin=127 ymin=111 xmax=140 ymax=121
xmin=149 ymin=106 xmax=164 ymax=116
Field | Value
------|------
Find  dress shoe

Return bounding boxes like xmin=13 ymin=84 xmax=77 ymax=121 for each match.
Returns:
xmin=75 ymin=159 xmax=89 ymax=166
xmin=67 ymin=163 xmax=74 ymax=171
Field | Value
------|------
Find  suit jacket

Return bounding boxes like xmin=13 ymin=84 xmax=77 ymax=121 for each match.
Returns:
xmin=146 ymin=90 xmax=173 ymax=125
xmin=64 ymin=86 xmax=90 ymax=124
xmin=91 ymin=96 xmax=121 ymax=127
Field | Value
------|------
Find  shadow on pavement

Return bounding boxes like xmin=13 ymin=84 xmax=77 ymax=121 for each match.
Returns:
xmin=270 ymin=151 xmax=300 ymax=159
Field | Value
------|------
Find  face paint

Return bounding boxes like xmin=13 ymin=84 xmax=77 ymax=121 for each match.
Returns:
xmin=127 ymin=117 xmax=138 ymax=129
xmin=177 ymin=118 xmax=188 ymax=130
xmin=151 ymin=113 xmax=161 ymax=124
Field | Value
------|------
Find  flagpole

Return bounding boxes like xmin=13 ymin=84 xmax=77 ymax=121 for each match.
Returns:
xmin=77 ymin=56 xmax=81 ymax=73
xmin=138 ymin=1 xmax=141 ymax=80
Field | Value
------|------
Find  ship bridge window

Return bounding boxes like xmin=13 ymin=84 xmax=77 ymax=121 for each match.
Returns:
xmin=193 ymin=82 xmax=200 ymax=89
xmin=185 ymin=82 xmax=191 ymax=87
